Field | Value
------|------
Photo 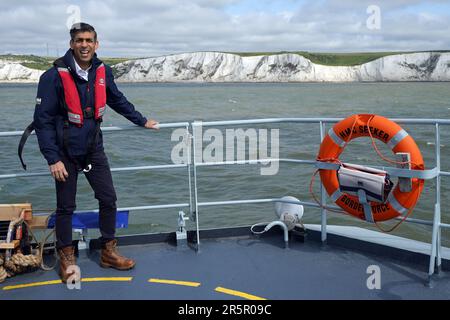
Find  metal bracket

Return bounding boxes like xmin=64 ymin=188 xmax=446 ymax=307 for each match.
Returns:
xmin=74 ymin=228 xmax=90 ymax=250
xmin=396 ymin=152 xmax=412 ymax=192
xmin=358 ymin=189 xmax=374 ymax=223
xmin=176 ymin=211 xmax=189 ymax=246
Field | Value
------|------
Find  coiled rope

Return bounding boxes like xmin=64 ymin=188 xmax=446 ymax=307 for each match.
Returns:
xmin=0 ymin=218 xmax=56 ymax=283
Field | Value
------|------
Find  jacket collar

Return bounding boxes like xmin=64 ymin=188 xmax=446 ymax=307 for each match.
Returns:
xmin=62 ymin=49 xmax=103 ymax=78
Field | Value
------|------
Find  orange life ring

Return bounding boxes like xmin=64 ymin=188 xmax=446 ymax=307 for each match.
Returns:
xmin=317 ymin=114 xmax=425 ymax=222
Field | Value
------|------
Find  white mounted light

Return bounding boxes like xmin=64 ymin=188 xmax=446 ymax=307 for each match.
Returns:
xmin=275 ymin=196 xmax=304 ymax=230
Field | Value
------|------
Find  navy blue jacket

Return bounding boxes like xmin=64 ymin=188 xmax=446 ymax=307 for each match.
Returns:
xmin=34 ymin=49 xmax=147 ymax=165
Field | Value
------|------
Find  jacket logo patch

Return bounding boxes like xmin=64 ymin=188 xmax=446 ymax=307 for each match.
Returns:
xmin=36 ymin=97 xmax=42 ymax=105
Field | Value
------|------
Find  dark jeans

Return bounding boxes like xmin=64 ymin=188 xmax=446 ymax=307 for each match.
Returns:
xmin=55 ymin=149 xmax=117 ymax=249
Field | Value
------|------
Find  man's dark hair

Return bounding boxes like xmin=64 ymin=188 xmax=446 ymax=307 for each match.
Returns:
xmin=70 ymin=22 xmax=97 ymax=41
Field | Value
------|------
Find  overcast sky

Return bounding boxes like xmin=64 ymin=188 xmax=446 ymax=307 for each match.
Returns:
xmin=1 ymin=0 xmax=449 ymax=58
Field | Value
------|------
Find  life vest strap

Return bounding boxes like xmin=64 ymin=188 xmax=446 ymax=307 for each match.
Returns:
xmin=18 ymin=122 xmax=35 ymax=170
xmin=83 ymin=119 xmax=102 ymax=172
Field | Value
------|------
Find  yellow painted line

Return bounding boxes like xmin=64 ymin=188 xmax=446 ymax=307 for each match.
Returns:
xmin=2 ymin=280 xmax=62 ymax=291
xmin=215 ymin=286 xmax=267 ymax=300
xmin=81 ymin=277 xmax=133 ymax=282
xmin=2 ymin=277 xmax=132 ymax=291
xmin=148 ymin=278 xmax=201 ymax=287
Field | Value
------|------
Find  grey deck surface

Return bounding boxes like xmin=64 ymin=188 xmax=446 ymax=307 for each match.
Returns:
xmin=1 ymin=227 xmax=449 ymax=300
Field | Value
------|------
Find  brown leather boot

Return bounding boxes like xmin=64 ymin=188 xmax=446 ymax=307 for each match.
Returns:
xmin=100 ymin=239 xmax=135 ymax=270
xmin=58 ymin=246 xmax=77 ymax=283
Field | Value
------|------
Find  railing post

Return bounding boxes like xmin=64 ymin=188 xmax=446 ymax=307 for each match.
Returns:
xmin=192 ymin=121 xmax=201 ymax=252
xmin=319 ymin=121 xmax=327 ymax=243
xmin=428 ymin=123 xmax=442 ymax=282
xmin=436 ymin=123 xmax=442 ymax=272
xmin=185 ymin=124 xmax=193 ymax=219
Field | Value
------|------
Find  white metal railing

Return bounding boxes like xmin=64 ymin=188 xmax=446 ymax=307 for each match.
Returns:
xmin=1 ymin=117 xmax=449 ymax=281
xmin=190 ymin=118 xmax=450 ymax=282
xmin=0 ymin=122 xmax=194 ymax=220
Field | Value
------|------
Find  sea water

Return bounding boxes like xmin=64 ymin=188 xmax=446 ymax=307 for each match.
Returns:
xmin=0 ymin=82 xmax=448 ymax=245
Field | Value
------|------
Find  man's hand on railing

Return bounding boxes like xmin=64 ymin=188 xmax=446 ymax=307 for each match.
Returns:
xmin=144 ymin=119 xmax=159 ymax=130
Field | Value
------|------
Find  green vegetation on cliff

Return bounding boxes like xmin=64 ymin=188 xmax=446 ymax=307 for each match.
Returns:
xmin=2 ymin=51 xmax=449 ymax=70
xmin=232 ymin=50 xmax=449 ymax=66
xmin=0 ymin=54 xmax=129 ymax=70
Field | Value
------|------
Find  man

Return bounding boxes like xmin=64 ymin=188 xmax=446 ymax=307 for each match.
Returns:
xmin=33 ymin=22 xmax=158 ymax=283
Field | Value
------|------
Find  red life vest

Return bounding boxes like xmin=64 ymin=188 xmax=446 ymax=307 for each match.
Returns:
xmin=57 ymin=63 xmax=107 ymax=126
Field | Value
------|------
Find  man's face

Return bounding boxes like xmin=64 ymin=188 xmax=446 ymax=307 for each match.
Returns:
xmin=70 ymin=31 xmax=98 ymax=66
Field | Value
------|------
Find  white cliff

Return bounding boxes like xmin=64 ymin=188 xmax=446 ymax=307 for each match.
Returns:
xmin=113 ymin=51 xmax=450 ymax=82
xmin=0 ymin=60 xmax=44 ymax=82
xmin=1 ymin=52 xmax=449 ymax=83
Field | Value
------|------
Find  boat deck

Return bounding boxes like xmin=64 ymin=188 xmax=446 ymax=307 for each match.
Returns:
xmin=1 ymin=225 xmax=449 ymax=300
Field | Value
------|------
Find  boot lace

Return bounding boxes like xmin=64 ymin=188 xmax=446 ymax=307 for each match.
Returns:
xmin=59 ymin=249 xmax=75 ymax=264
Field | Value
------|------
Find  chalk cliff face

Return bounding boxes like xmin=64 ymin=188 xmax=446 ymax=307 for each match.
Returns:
xmin=0 ymin=60 xmax=43 ymax=82
xmin=1 ymin=52 xmax=449 ymax=82
xmin=113 ymin=51 xmax=450 ymax=82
